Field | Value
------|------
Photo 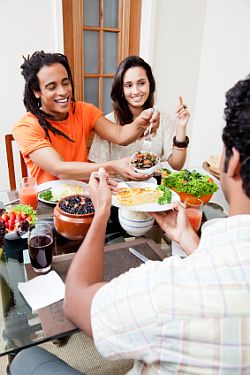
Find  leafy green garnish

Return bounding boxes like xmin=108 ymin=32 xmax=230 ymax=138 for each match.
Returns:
xmin=161 ymin=169 xmax=218 ymax=197
xmin=157 ymin=185 xmax=172 ymax=205
xmin=9 ymin=204 xmax=37 ymax=223
xmin=39 ymin=189 xmax=53 ymax=201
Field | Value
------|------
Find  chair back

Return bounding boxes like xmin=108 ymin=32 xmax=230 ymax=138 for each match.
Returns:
xmin=5 ymin=134 xmax=28 ymax=190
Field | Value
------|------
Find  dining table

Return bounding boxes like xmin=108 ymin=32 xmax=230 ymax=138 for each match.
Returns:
xmin=0 ymin=190 xmax=169 ymax=367
xmin=0 ymin=179 xmax=227 ymax=366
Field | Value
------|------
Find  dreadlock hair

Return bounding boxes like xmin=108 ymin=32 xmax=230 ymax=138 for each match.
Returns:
xmin=21 ymin=50 xmax=76 ymax=142
xmin=110 ymin=56 xmax=156 ymax=125
xmin=222 ymin=74 xmax=250 ymax=198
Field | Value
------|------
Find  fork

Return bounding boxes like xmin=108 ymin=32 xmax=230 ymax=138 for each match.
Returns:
xmin=142 ymin=105 xmax=158 ymax=151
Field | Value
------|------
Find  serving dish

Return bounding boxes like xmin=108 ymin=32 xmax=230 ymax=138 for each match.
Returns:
xmin=112 ymin=181 xmax=180 ymax=212
xmin=202 ymin=161 xmax=220 ymax=180
xmin=130 ymin=151 xmax=160 ymax=175
xmin=0 ymin=205 xmax=37 ymax=241
xmin=161 ymin=169 xmax=218 ymax=204
xmin=53 ymin=194 xmax=95 ymax=240
xmin=38 ymin=180 xmax=89 ymax=205
xmin=118 ymin=208 xmax=155 ymax=236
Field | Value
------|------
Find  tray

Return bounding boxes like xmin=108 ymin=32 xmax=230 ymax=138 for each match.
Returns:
xmin=202 ymin=161 xmax=220 ymax=180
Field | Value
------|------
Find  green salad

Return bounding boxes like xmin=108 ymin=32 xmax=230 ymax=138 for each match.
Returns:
xmin=161 ymin=169 xmax=218 ymax=197
xmin=39 ymin=189 xmax=54 ymax=201
xmin=157 ymin=185 xmax=172 ymax=205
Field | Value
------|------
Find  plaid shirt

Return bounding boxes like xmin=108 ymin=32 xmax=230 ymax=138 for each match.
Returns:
xmin=91 ymin=215 xmax=250 ymax=374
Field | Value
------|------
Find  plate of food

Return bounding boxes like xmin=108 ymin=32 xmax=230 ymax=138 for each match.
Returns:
xmin=112 ymin=181 xmax=180 ymax=212
xmin=38 ymin=180 xmax=90 ymax=205
xmin=203 ymin=154 xmax=221 ymax=180
xmin=0 ymin=204 xmax=37 ymax=240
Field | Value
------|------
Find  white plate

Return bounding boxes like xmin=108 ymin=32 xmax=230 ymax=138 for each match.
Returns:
xmin=38 ymin=180 xmax=90 ymax=205
xmin=114 ymin=177 xmax=157 ymax=185
xmin=112 ymin=181 xmax=180 ymax=212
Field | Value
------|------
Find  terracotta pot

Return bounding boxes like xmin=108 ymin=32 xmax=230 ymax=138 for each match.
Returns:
xmin=171 ymin=189 xmax=213 ymax=204
xmin=53 ymin=195 xmax=94 ymax=240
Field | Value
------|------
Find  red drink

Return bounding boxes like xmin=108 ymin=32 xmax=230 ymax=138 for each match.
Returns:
xmin=19 ymin=187 xmax=38 ymax=209
xmin=186 ymin=207 xmax=202 ymax=231
xmin=29 ymin=234 xmax=53 ymax=272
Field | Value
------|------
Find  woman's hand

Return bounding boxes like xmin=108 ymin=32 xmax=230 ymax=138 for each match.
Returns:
xmin=111 ymin=157 xmax=152 ymax=181
xmin=176 ymin=96 xmax=190 ymax=128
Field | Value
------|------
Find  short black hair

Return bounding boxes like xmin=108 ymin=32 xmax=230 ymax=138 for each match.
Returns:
xmin=223 ymin=75 xmax=250 ymax=197
xmin=21 ymin=50 xmax=76 ymax=142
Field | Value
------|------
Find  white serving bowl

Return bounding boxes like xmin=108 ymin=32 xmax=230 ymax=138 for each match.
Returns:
xmin=118 ymin=207 xmax=155 ymax=236
xmin=130 ymin=151 xmax=160 ymax=175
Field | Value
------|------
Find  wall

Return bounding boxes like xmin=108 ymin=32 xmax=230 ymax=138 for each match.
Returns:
xmin=188 ymin=0 xmax=250 ymax=166
xmin=141 ymin=0 xmax=250 ymax=169
xmin=1 ymin=0 xmax=250 ymax=190
xmin=0 ymin=0 xmax=63 ymax=190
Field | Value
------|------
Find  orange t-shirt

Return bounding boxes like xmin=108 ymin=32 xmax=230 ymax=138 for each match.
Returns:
xmin=12 ymin=102 xmax=102 ymax=184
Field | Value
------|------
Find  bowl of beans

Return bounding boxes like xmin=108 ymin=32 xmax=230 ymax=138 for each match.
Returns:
xmin=53 ymin=194 xmax=95 ymax=240
xmin=130 ymin=151 xmax=160 ymax=175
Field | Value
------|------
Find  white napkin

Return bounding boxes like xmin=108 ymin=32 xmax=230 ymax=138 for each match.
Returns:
xmin=18 ymin=271 xmax=65 ymax=311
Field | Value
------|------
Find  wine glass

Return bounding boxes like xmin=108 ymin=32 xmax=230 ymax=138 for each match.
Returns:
xmin=184 ymin=197 xmax=203 ymax=232
xmin=28 ymin=223 xmax=53 ymax=273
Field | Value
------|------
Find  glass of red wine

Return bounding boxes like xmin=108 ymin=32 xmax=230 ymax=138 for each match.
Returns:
xmin=28 ymin=222 xmax=53 ymax=273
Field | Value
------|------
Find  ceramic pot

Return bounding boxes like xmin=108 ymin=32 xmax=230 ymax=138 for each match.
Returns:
xmin=53 ymin=195 xmax=94 ymax=240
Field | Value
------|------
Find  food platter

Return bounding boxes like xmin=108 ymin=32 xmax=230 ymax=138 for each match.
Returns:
xmin=38 ymin=180 xmax=90 ymax=205
xmin=112 ymin=181 xmax=180 ymax=212
xmin=202 ymin=161 xmax=220 ymax=180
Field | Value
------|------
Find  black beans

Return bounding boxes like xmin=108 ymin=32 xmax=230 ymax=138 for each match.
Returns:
xmin=59 ymin=195 xmax=95 ymax=215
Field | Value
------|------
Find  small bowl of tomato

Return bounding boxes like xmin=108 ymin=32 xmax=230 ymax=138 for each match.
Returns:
xmin=130 ymin=151 xmax=160 ymax=175
xmin=0 ymin=205 xmax=37 ymax=240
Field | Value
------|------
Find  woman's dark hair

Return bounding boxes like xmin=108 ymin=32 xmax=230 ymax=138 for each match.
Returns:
xmin=20 ymin=50 xmax=75 ymax=142
xmin=110 ymin=55 xmax=156 ymax=125
xmin=222 ymin=75 xmax=250 ymax=197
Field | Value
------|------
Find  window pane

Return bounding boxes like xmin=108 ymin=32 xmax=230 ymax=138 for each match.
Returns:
xmin=83 ymin=0 xmax=99 ymax=27
xmin=103 ymin=32 xmax=118 ymax=73
xmin=84 ymin=31 xmax=99 ymax=74
xmin=84 ymin=78 xmax=99 ymax=107
xmin=103 ymin=78 xmax=113 ymax=115
xmin=104 ymin=0 xmax=118 ymax=28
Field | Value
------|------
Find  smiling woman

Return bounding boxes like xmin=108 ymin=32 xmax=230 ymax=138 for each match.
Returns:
xmin=89 ymin=55 xmax=190 ymax=172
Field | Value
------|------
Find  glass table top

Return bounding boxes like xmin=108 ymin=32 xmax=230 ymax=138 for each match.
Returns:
xmin=0 ymin=191 xmax=226 ymax=357
xmin=0 ymin=200 xmax=168 ymax=357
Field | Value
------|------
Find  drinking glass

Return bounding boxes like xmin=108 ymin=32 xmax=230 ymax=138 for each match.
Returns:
xmin=28 ymin=223 xmax=53 ymax=273
xmin=19 ymin=176 xmax=38 ymax=210
xmin=184 ymin=197 xmax=203 ymax=232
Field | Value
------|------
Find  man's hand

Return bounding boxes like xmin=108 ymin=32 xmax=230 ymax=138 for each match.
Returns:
xmin=151 ymin=202 xmax=200 ymax=255
xmin=89 ymin=168 xmax=112 ymax=219
xmin=134 ymin=108 xmax=160 ymax=136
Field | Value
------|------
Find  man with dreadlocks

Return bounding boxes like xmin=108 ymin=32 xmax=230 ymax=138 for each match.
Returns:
xmin=12 ymin=51 xmax=160 ymax=185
